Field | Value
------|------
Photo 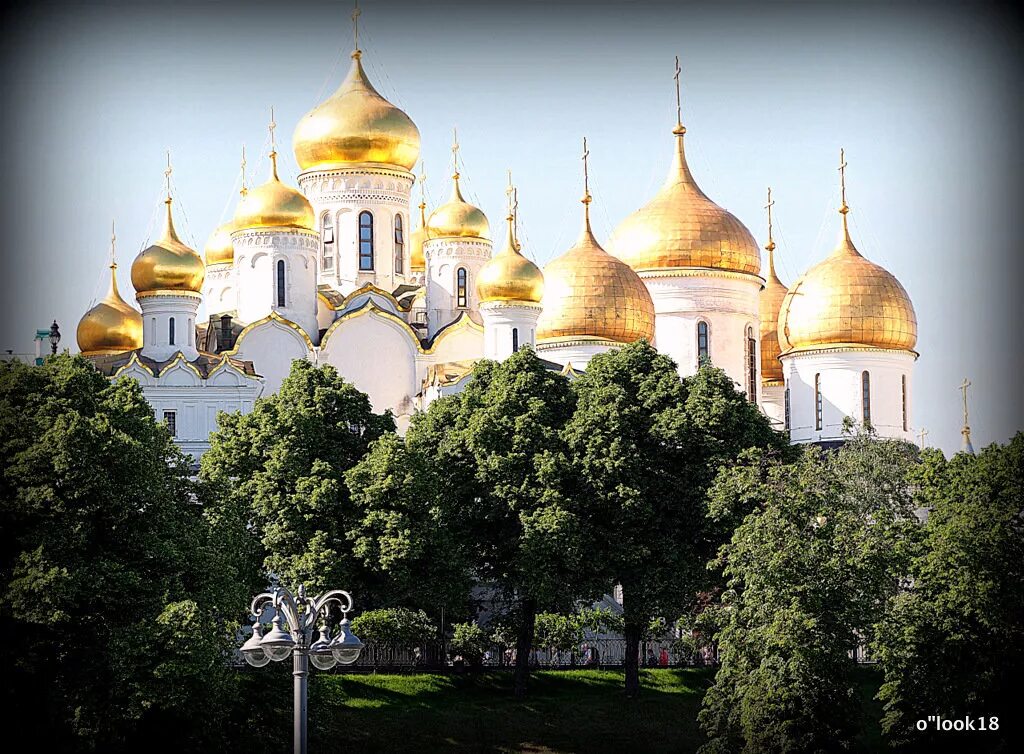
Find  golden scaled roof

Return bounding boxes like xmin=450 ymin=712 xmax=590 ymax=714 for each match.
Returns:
xmin=476 ymin=215 xmax=544 ymax=304
xmin=410 ymin=198 xmax=427 ymax=272
xmin=759 ymin=243 xmax=789 ymax=385
xmin=778 ymin=224 xmax=917 ymax=354
xmin=233 ymin=152 xmax=315 ymax=232
xmin=608 ymin=127 xmax=761 ymax=275
xmin=131 ymin=199 xmax=206 ymax=294
xmin=537 ymin=204 xmax=655 ymax=344
xmin=293 ymin=51 xmax=421 ymax=172
xmin=426 ymin=173 xmax=490 ymax=240
xmin=78 ymin=262 xmax=143 ymax=356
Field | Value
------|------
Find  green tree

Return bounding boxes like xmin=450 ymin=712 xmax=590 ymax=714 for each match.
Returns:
xmin=350 ymin=607 xmax=437 ymax=647
xmin=200 ymin=359 xmax=394 ymax=597
xmin=699 ymin=433 xmax=919 ymax=754
xmin=0 ymin=355 xmax=245 ymax=752
xmin=563 ymin=342 xmax=785 ymax=696
xmin=873 ymin=434 xmax=1023 ymax=751
xmin=449 ymin=622 xmax=490 ymax=667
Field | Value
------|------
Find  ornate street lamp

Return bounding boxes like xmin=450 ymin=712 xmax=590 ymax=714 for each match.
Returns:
xmin=48 ymin=320 xmax=61 ymax=355
xmin=242 ymin=585 xmax=364 ymax=754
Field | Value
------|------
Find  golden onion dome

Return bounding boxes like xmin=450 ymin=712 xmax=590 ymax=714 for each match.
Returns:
xmin=409 ymin=198 xmax=428 ymax=272
xmin=293 ymin=50 xmax=420 ymax=172
xmin=131 ymin=198 xmax=206 ymax=294
xmin=233 ymin=152 xmax=315 ymax=232
xmin=608 ymin=125 xmax=761 ymax=275
xmin=426 ymin=173 xmax=490 ymax=240
xmin=77 ymin=262 xmax=143 ymax=356
xmin=778 ymin=221 xmax=917 ymax=354
xmin=204 ymin=221 xmax=235 ymax=266
xmin=537 ymin=200 xmax=655 ymax=344
xmin=477 ymin=214 xmax=544 ymax=304
xmin=759 ymin=242 xmax=789 ymax=385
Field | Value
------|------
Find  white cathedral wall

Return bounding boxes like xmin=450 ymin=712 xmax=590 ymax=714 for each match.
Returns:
xmin=781 ymin=348 xmax=915 ymax=444
xmin=641 ymin=273 xmax=761 ymax=395
xmin=233 ymin=228 xmax=320 ymax=343
xmin=536 ymin=339 xmax=620 ymax=370
xmin=480 ymin=301 xmax=541 ymax=360
xmin=203 ymin=262 xmax=236 ymax=317
xmin=760 ymin=383 xmax=786 ymax=431
xmin=138 ymin=291 xmax=201 ymax=362
xmin=230 ymin=319 xmax=314 ymax=395
xmin=422 ymin=320 xmax=484 ymax=367
xmin=298 ymin=167 xmax=414 ymax=295
xmin=424 ymin=238 xmax=492 ymax=336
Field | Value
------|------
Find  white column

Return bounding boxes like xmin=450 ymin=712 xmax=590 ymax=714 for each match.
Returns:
xmin=138 ymin=291 xmax=201 ymax=362
xmin=424 ymin=237 xmax=492 ymax=336
xmin=480 ymin=301 xmax=542 ymax=361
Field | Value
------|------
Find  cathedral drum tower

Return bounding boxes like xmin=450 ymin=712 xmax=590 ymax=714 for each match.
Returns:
xmin=292 ymin=28 xmax=420 ymax=298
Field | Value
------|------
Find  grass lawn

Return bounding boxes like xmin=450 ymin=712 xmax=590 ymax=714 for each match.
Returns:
xmin=240 ymin=666 xmax=887 ymax=753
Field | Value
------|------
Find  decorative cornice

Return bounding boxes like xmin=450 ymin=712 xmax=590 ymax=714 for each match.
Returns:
xmin=536 ymin=336 xmax=624 ymax=350
xmin=298 ymin=164 xmax=415 ymax=182
xmin=480 ymin=301 xmax=543 ymax=313
xmin=136 ymin=290 xmax=203 ymax=301
xmin=779 ymin=343 xmax=919 ymax=360
xmin=639 ymin=267 xmax=765 ymax=286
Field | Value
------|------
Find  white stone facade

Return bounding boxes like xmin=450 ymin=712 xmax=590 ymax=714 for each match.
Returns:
xmin=480 ymin=301 xmax=541 ymax=361
xmin=423 ymin=237 xmax=492 ymax=337
xmin=138 ymin=291 xmax=201 ymax=363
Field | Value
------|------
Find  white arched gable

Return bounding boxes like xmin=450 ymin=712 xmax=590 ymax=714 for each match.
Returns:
xmin=230 ymin=316 xmax=314 ymax=395
xmin=428 ymin=319 xmax=484 ymax=365
xmin=319 ymin=306 xmax=418 ymax=417
xmin=158 ymin=359 xmax=203 ymax=388
xmin=116 ymin=361 xmax=156 ymax=387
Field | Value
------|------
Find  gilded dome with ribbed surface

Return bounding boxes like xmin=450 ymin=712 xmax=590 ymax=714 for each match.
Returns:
xmin=233 ymin=152 xmax=315 ymax=232
xmin=759 ymin=245 xmax=789 ymax=385
xmin=78 ymin=262 xmax=143 ymax=355
xmin=293 ymin=51 xmax=420 ymax=172
xmin=477 ymin=215 xmax=544 ymax=304
xmin=609 ymin=127 xmax=761 ymax=275
xmin=426 ymin=173 xmax=489 ymax=240
xmin=778 ymin=224 xmax=917 ymax=354
xmin=538 ymin=204 xmax=654 ymax=344
xmin=132 ymin=199 xmax=205 ymax=294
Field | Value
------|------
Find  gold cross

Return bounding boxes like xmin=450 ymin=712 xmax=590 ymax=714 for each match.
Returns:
xmin=673 ymin=55 xmax=682 ymax=128
xmin=506 ymin=169 xmax=514 ymax=215
xmin=451 ymin=126 xmax=460 ymax=176
xmin=269 ymin=106 xmax=277 ymax=152
xmin=110 ymin=219 xmax=117 ymax=267
xmin=959 ymin=378 xmax=971 ymax=428
xmin=839 ymin=148 xmax=849 ymax=216
xmin=240 ymin=144 xmax=247 ymax=193
xmin=164 ymin=150 xmax=173 ymax=200
xmin=765 ymin=186 xmax=775 ymax=252
xmin=917 ymin=428 xmax=929 ymax=449
xmin=582 ymin=136 xmax=591 ymax=204
xmin=352 ymin=0 xmax=361 ymax=51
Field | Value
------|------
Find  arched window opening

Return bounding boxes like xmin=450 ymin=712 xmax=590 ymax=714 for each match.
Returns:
xmin=814 ymin=373 xmax=823 ymax=431
xmin=276 ymin=260 xmax=286 ymax=307
xmin=697 ymin=321 xmax=710 ymax=366
xmin=358 ymin=211 xmax=374 ymax=271
xmin=322 ymin=214 xmax=334 ymax=272
xmin=394 ymin=215 xmax=404 ymax=274
xmin=862 ymin=371 xmax=871 ymax=426
xmin=168 ymin=316 xmax=176 ymax=346
xmin=746 ymin=325 xmax=757 ymax=403
xmin=512 ymin=327 xmax=519 ymax=352
xmin=902 ymin=375 xmax=908 ymax=432
xmin=784 ymin=387 xmax=791 ymax=431
xmin=457 ymin=267 xmax=468 ymax=308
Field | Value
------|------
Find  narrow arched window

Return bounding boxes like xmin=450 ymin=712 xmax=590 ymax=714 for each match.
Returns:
xmin=457 ymin=267 xmax=468 ymax=308
xmin=814 ymin=373 xmax=823 ymax=431
xmin=276 ymin=260 xmax=286 ymax=307
xmin=697 ymin=321 xmax=710 ymax=366
xmin=862 ymin=371 xmax=871 ymax=426
xmin=358 ymin=211 xmax=374 ymax=271
xmin=394 ymin=215 xmax=404 ymax=274
xmin=784 ymin=387 xmax=791 ymax=431
xmin=168 ymin=316 xmax=176 ymax=346
xmin=902 ymin=375 xmax=908 ymax=431
xmin=322 ymin=213 xmax=334 ymax=272
xmin=746 ymin=326 xmax=757 ymax=403
xmin=512 ymin=327 xmax=519 ymax=352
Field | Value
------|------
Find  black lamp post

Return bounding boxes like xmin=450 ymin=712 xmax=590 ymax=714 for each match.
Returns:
xmin=48 ymin=320 xmax=61 ymax=355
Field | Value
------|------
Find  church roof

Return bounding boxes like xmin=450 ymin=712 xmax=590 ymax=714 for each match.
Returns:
xmin=86 ymin=349 xmax=258 ymax=378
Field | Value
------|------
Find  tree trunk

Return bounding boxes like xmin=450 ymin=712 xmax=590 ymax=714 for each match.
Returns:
xmin=513 ymin=598 xmax=537 ymax=698
xmin=623 ymin=591 xmax=642 ymax=698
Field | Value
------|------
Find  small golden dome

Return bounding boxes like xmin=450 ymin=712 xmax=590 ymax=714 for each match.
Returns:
xmin=410 ymin=198 xmax=427 ymax=272
xmin=538 ymin=204 xmax=655 ymax=344
xmin=78 ymin=262 xmax=143 ymax=356
xmin=477 ymin=215 xmax=544 ymax=304
xmin=759 ymin=244 xmax=789 ymax=385
xmin=426 ymin=173 xmax=489 ymax=240
xmin=132 ymin=199 xmax=206 ymax=294
xmin=293 ymin=51 xmax=420 ymax=172
xmin=233 ymin=152 xmax=315 ymax=232
xmin=205 ymin=221 xmax=235 ymax=266
xmin=609 ymin=127 xmax=761 ymax=275
xmin=778 ymin=226 xmax=917 ymax=354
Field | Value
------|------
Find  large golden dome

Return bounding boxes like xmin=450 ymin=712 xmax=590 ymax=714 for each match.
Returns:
xmin=609 ymin=126 xmax=761 ymax=275
xmin=778 ymin=223 xmax=917 ymax=355
xmin=293 ymin=51 xmax=420 ymax=172
xmin=205 ymin=221 xmax=235 ymax=266
xmin=477 ymin=214 xmax=544 ymax=304
xmin=538 ymin=202 xmax=655 ymax=344
xmin=132 ymin=198 xmax=205 ymax=294
xmin=233 ymin=152 xmax=315 ymax=232
xmin=410 ymin=197 xmax=427 ymax=272
xmin=759 ymin=242 xmax=789 ymax=385
xmin=426 ymin=173 xmax=489 ymax=240
xmin=78 ymin=262 xmax=143 ymax=356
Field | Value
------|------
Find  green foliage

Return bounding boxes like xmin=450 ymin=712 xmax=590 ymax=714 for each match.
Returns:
xmin=200 ymin=359 xmax=394 ymax=597
xmin=0 ymin=355 xmax=246 ymax=752
xmin=533 ymin=611 xmax=584 ymax=652
xmin=873 ymin=434 xmax=1024 ymax=749
xmin=449 ymin=622 xmax=490 ymax=665
xmin=350 ymin=607 xmax=437 ymax=648
xmin=699 ymin=432 xmax=919 ymax=754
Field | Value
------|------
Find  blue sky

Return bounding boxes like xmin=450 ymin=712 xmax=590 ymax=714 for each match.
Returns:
xmin=2 ymin=0 xmax=1021 ymax=455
